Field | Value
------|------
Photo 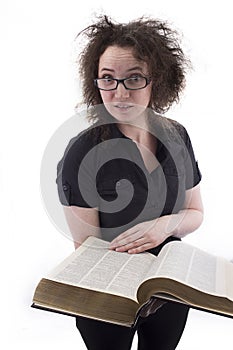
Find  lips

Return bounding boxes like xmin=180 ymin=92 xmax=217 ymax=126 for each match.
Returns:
xmin=114 ymin=104 xmax=133 ymax=109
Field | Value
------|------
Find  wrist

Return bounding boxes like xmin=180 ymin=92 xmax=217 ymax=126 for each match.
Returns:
xmin=157 ymin=214 xmax=180 ymax=238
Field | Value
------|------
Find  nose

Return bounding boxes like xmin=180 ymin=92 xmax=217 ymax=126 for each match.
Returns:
xmin=114 ymin=82 xmax=130 ymax=99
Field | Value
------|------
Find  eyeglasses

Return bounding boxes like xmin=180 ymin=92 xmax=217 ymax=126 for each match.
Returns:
xmin=94 ymin=76 xmax=151 ymax=91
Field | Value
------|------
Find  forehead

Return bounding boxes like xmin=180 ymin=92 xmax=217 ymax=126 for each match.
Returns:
xmin=98 ymin=46 xmax=148 ymax=71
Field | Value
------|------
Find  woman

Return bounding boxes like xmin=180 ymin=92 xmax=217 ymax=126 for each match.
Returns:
xmin=57 ymin=15 xmax=204 ymax=350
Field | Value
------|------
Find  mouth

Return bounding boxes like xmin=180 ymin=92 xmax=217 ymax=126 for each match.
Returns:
xmin=114 ymin=104 xmax=133 ymax=110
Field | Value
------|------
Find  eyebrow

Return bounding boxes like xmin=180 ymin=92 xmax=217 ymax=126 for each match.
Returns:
xmin=100 ymin=66 xmax=144 ymax=73
xmin=127 ymin=66 xmax=144 ymax=72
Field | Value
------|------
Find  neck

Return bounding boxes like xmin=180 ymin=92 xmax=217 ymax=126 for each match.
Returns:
xmin=118 ymin=115 xmax=150 ymax=142
xmin=118 ymin=124 xmax=146 ymax=143
xmin=118 ymin=121 xmax=157 ymax=156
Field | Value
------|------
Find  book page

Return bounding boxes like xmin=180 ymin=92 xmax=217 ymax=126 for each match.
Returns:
xmin=144 ymin=241 xmax=233 ymax=301
xmin=47 ymin=236 xmax=156 ymax=301
xmin=47 ymin=236 xmax=110 ymax=279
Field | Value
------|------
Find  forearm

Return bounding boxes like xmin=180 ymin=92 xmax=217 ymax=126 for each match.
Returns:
xmin=63 ymin=206 xmax=101 ymax=249
xmin=159 ymin=208 xmax=204 ymax=240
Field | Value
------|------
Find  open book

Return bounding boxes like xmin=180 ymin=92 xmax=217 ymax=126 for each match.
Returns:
xmin=32 ymin=236 xmax=233 ymax=327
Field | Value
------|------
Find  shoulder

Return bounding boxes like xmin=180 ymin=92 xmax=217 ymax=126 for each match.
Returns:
xmin=162 ymin=116 xmax=188 ymax=139
xmin=63 ymin=123 xmax=104 ymax=159
xmin=151 ymin=113 xmax=189 ymax=144
xmin=57 ymin=122 xmax=120 ymax=173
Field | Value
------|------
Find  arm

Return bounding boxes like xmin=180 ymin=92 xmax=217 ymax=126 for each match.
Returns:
xmin=109 ymin=184 xmax=204 ymax=254
xmin=163 ymin=183 xmax=204 ymax=238
xmin=63 ymin=206 xmax=101 ymax=249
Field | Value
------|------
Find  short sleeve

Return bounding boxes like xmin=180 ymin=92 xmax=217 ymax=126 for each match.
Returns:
xmin=56 ymin=131 xmax=99 ymax=207
xmin=181 ymin=126 xmax=202 ymax=189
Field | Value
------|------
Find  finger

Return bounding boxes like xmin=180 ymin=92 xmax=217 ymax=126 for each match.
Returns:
xmin=114 ymin=237 xmax=147 ymax=252
xmin=128 ymin=242 xmax=154 ymax=254
xmin=109 ymin=227 xmax=140 ymax=249
xmin=110 ymin=232 xmax=141 ymax=250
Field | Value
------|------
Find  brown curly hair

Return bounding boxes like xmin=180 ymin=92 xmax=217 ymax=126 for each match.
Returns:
xmin=77 ymin=15 xmax=190 ymax=115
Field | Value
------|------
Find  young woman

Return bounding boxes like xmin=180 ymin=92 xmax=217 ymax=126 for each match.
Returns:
xmin=57 ymin=15 xmax=203 ymax=350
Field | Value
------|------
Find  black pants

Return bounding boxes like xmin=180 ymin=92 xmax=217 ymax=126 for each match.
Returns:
xmin=76 ymin=302 xmax=189 ymax=350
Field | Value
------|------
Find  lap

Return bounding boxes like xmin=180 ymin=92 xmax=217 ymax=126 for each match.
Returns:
xmin=137 ymin=302 xmax=189 ymax=350
xmin=76 ymin=316 xmax=135 ymax=350
xmin=76 ymin=302 xmax=189 ymax=350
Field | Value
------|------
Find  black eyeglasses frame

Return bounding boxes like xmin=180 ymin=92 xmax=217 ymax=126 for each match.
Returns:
xmin=94 ymin=76 xmax=152 ymax=91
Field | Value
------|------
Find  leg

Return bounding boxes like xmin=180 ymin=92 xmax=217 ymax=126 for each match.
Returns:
xmin=76 ymin=316 xmax=136 ymax=350
xmin=137 ymin=302 xmax=189 ymax=350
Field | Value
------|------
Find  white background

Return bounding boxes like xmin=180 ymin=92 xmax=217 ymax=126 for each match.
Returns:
xmin=1 ymin=0 xmax=233 ymax=349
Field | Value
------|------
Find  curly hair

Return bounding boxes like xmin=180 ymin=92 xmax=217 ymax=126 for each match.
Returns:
xmin=77 ymin=15 xmax=190 ymax=116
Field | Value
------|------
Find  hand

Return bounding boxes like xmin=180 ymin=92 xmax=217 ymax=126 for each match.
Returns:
xmin=109 ymin=217 xmax=170 ymax=254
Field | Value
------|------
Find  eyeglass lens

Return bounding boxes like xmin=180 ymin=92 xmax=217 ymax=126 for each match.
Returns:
xmin=96 ymin=77 xmax=148 ymax=90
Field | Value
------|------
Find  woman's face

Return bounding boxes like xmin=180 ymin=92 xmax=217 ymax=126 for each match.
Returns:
xmin=97 ymin=45 xmax=152 ymax=124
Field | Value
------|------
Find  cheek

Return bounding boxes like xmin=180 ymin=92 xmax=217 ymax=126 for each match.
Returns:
xmin=100 ymin=91 xmax=112 ymax=103
xmin=135 ymin=89 xmax=152 ymax=106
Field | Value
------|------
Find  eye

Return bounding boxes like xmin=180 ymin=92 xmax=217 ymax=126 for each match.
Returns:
xmin=101 ymin=75 xmax=114 ymax=80
xmin=129 ymin=74 xmax=143 ymax=80
xmin=97 ymin=76 xmax=116 ymax=90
